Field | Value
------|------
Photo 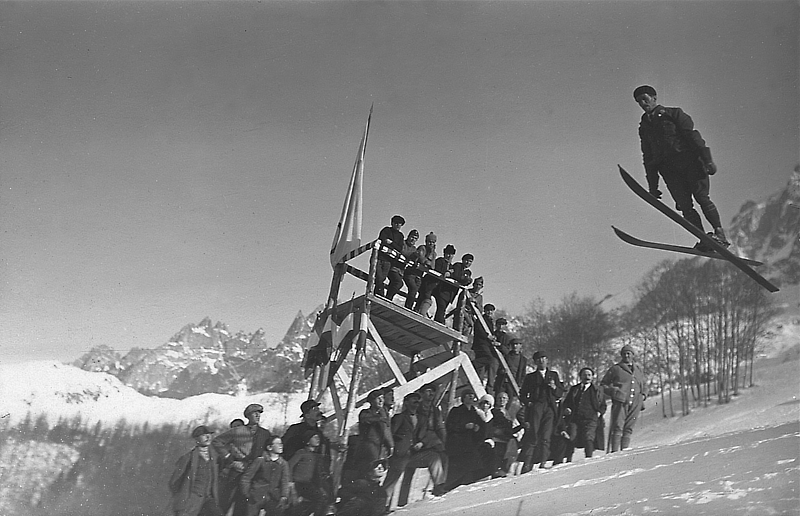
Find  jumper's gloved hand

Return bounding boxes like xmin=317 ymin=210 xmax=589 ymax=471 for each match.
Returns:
xmin=699 ymin=147 xmax=717 ymax=175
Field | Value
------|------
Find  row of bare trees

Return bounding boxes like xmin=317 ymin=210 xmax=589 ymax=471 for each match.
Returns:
xmin=623 ymin=259 xmax=779 ymax=416
xmin=514 ymin=257 xmax=778 ymax=417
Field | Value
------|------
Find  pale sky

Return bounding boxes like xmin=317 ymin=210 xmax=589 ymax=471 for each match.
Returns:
xmin=1 ymin=1 xmax=797 ymax=364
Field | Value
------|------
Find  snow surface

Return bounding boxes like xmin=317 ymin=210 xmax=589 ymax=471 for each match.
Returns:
xmin=0 ymin=360 xmax=311 ymax=432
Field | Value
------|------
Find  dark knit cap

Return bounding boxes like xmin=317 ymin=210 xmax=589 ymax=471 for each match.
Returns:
xmin=633 ymin=85 xmax=657 ymax=99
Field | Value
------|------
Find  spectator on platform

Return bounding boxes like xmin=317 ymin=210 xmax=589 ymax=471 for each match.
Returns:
xmin=239 ymin=436 xmax=291 ymax=516
xmin=457 ymin=275 xmax=484 ymax=336
xmin=375 ymin=215 xmax=405 ymax=298
xmin=443 ymin=389 xmax=485 ymax=492
xmin=518 ymin=352 xmax=564 ymax=472
xmin=411 ymin=232 xmax=438 ymax=311
xmin=387 ymin=229 xmax=420 ymax=302
xmin=287 ymin=431 xmax=331 ymax=516
xmin=212 ymin=404 xmax=272 ymax=515
xmin=563 ymin=367 xmax=607 ymax=459
xmin=432 ymin=251 xmax=472 ymax=324
xmin=417 ymin=244 xmax=455 ymax=319
xmin=169 ymin=425 xmax=223 ymax=516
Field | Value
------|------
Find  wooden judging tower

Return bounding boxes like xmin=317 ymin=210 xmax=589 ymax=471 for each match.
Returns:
xmin=305 ymin=239 xmax=519 ymax=445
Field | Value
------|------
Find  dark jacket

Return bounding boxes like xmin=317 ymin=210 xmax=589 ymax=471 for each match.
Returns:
xmin=639 ymin=105 xmax=709 ymax=190
xmin=563 ymin=383 xmax=606 ymax=421
xmin=417 ymin=402 xmax=446 ymax=452
xmin=168 ymin=446 xmax=220 ymax=513
xmin=282 ymin=421 xmax=327 ymax=462
xmin=378 ymin=226 xmax=404 ymax=259
xmin=239 ymin=454 xmax=291 ymax=501
xmin=519 ymin=369 xmax=564 ymax=415
xmin=358 ymin=406 xmax=394 ymax=453
xmin=445 ymin=404 xmax=485 ymax=466
xmin=389 ymin=411 xmax=418 ymax=458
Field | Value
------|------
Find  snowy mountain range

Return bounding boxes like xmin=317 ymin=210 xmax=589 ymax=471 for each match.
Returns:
xmin=728 ymin=167 xmax=800 ymax=285
xmin=73 ymin=311 xmax=317 ymax=398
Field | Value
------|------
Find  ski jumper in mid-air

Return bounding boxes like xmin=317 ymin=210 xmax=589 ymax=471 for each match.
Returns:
xmin=633 ymin=85 xmax=729 ymax=251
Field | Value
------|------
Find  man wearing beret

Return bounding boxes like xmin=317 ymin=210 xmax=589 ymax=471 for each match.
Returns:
xmin=169 ymin=425 xmax=223 ymax=516
xmin=212 ymin=404 xmax=272 ymax=515
xmin=601 ymin=345 xmax=647 ymax=452
xmin=634 ymin=85 xmax=729 ymax=250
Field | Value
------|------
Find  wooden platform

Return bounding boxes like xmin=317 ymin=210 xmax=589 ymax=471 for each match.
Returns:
xmin=330 ymin=293 xmax=468 ymax=358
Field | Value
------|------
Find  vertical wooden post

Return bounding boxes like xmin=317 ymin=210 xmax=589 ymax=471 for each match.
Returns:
xmin=339 ymin=241 xmax=379 ymax=439
xmin=447 ymin=286 xmax=467 ymax=410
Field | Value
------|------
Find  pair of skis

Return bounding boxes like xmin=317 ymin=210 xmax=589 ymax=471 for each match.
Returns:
xmin=614 ymin=166 xmax=779 ymax=293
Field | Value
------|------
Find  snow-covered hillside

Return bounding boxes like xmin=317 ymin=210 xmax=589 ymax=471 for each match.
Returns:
xmin=0 ymin=361 xmax=312 ymax=432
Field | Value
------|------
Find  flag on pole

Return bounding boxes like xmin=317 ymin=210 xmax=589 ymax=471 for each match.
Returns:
xmin=329 ymin=105 xmax=372 ymax=268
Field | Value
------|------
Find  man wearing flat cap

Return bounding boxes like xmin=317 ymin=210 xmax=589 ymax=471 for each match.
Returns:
xmin=633 ymin=84 xmax=729 ymax=250
xmin=169 ymin=425 xmax=222 ymax=516
xmin=601 ymin=344 xmax=646 ymax=452
xmin=212 ymin=403 xmax=272 ymax=514
xmin=518 ymin=351 xmax=564 ymax=472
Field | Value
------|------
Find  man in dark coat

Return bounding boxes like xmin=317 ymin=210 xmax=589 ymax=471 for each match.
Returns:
xmin=562 ymin=367 xmax=607 ymax=458
xmin=518 ymin=351 xmax=564 ymax=472
xmin=211 ymin=404 xmax=272 ymax=515
xmin=634 ymin=85 xmax=729 ymax=250
xmin=471 ymin=304 xmax=500 ymax=393
xmin=601 ymin=344 xmax=646 ymax=452
xmin=443 ymin=389 xmax=485 ymax=491
xmin=383 ymin=392 xmax=446 ymax=510
xmin=375 ymin=215 xmax=405 ymax=297
xmin=355 ymin=389 xmax=394 ymax=468
xmin=169 ymin=425 xmax=223 ymax=516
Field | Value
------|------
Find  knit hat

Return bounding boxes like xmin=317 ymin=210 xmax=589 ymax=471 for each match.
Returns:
xmin=425 ymin=232 xmax=437 ymax=243
xmin=443 ymin=244 xmax=456 ymax=255
xmin=408 ymin=229 xmax=420 ymax=238
xmin=620 ymin=344 xmax=635 ymax=356
xmin=633 ymin=85 xmax=657 ymax=99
